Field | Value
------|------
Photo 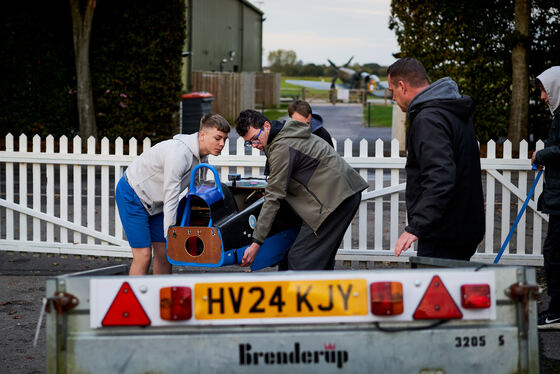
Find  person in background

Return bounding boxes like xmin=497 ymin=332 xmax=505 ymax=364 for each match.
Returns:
xmin=388 ymin=57 xmax=485 ymax=260
xmin=532 ymin=66 xmax=560 ymax=329
xmin=287 ymin=99 xmax=334 ymax=147
xmin=235 ymin=109 xmax=368 ymax=270
xmin=115 ymin=114 xmax=230 ymax=275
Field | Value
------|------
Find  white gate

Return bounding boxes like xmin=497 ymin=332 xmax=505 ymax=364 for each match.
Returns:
xmin=0 ymin=134 xmax=547 ymax=265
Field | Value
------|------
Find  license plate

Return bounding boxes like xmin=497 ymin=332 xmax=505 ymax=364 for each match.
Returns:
xmin=194 ymin=279 xmax=368 ymax=319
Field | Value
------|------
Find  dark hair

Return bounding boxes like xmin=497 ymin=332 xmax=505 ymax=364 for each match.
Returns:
xmin=288 ymin=100 xmax=312 ymax=117
xmin=235 ymin=110 xmax=269 ymax=136
xmin=200 ymin=113 xmax=231 ymax=133
xmin=387 ymin=58 xmax=430 ymax=88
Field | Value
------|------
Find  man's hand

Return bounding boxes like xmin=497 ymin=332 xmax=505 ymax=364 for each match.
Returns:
xmin=241 ymin=243 xmax=261 ymax=267
xmin=394 ymin=231 xmax=418 ymax=256
xmin=531 ymin=151 xmax=544 ymax=170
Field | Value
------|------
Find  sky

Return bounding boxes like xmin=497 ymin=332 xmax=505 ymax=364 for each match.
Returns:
xmin=254 ymin=0 xmax=400 ymax=67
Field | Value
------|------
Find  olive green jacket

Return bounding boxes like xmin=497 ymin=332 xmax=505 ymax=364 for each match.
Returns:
xmin=252 ymin=119 xmax=368 ymax=243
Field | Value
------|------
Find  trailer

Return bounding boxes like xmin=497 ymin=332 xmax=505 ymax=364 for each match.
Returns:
xmin=43 ymin=257 xmax=539 ymax=373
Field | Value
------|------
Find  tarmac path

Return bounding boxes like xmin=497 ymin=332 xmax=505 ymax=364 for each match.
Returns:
xmin=227 ymin=102 xmax=392 ymax=155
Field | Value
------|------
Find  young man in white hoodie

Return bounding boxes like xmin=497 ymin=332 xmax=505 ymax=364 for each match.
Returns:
xmin=116 ymin=114 xmax=230 ymax=275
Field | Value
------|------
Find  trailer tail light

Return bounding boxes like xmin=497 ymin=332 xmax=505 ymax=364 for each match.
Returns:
xmin=370 ymin=282 xmax=403 ymax=316
xmin=461 ymin=284 xmax=491 ymax=309
xmin=160 ymin=287 xmax=192 ymax=321
xmin=413 ymin=275 xmax=463 ymax=320
xmin=102 ymin=282 xmax=151 ymax=326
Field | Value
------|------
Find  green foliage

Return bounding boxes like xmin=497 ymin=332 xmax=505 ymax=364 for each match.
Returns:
xmin=91 ymin=0 xmax=186 ymax=142
xmin=0 ymin=1 xmax=77 ymax=138
xmin=268 ymin=49 xmax=298 ymax=70
xmin=0 ymin=0 xmax=186 ymax=141
xmin=389 ymin=0 xmax=560 ymax=142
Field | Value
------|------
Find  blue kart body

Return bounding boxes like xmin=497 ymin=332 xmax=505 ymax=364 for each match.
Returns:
xmin=166 ymin=164 xmax=299 ymax=271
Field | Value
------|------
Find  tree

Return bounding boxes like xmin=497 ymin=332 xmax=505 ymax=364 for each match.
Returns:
xmin=70 ymin=0 xmax=97 ymax=138
xmin=508 ymin=0 xmax=530 ymax=149
xmin=389 ymin=0 xmax=559 ymax=142
xmin=390 ymin=0 xmax=514 ymax=141
xmin=268 ymin=49 xmax=298 ymax=73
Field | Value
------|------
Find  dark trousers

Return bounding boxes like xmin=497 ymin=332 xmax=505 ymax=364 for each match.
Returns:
xmin=544 ymin=214 xmax=560 ymax=312
xmin=417 ymin=240 xmax=477 ymax=261
xmin=283 ymin=192 xmax=362 ymax=270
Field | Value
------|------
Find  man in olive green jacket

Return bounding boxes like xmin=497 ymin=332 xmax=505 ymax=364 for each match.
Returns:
xmin=235 ymin=110 xmax=368 ymax=270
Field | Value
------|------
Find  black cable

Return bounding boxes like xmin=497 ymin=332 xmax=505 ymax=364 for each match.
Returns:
xmin=373 ymin=319 xmax=449 ymax=332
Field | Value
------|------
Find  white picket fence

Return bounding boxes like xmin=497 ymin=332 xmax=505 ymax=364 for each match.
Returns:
xmin=0 ymin=134 xmax=547 ymax=265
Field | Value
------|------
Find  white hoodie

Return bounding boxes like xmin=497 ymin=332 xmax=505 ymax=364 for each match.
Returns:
xmin=537 ymin=66 xmax=560 ymax=115
xmin=124 ymin=133 xmax=207 ymax=238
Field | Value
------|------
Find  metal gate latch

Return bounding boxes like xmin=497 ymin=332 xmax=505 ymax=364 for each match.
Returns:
xmin=45 ymin=292 xmax=80 ymax=314
xmin=33 ymin=292 xmax=79 ymax=347
xmin=505 ymin=282 xmax=539 ymax=303
xmin=505 ymin=282 xmax=540 ymax=325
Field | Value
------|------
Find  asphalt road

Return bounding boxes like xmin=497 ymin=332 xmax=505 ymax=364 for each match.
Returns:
xmin=228 ymin=102 xmax=392 ymax=155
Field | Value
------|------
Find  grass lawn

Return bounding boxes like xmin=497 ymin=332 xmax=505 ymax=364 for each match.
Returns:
xmin=263 ymin=103 xmax=289 ymax=122
xmin=269 ymin=76 xmax=394 ymax=128
xmin=364 ymin=104 xmax=392 ymax=127
xmin=281 ymin=76 xmax=333 ymax=100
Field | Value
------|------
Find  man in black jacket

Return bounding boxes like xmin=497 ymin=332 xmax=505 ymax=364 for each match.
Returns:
xmin=388 ymin=58 xmax=485 ymax=260
xmin=532 ymin=66 xmax=560 ymax=329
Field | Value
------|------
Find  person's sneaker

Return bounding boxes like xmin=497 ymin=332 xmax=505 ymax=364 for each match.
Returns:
xmin=538 ymin=310 xmax=560 ymax=329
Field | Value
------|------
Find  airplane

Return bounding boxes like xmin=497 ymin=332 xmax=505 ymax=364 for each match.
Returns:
xmin=285 ymin=57 xmax=391 ymax=98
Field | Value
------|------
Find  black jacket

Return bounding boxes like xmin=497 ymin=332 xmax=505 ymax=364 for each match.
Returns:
xmin=405 ymin=78 xmax=485 ymax=248
xmin=535 ymin=66 xmax=560 ymax=215
xmin=536 ymin=111 xmax=560 ymax=214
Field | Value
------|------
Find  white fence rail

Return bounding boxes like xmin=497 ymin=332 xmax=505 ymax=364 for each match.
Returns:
xmin=0 ymin=134 xmax=547 ymax=265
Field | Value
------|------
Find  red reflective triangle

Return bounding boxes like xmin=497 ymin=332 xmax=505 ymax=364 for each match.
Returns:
xmin=413 ymin=275 xmax=463 ymax=320
xmin=102 ymin=282 xmax=151 ymax=326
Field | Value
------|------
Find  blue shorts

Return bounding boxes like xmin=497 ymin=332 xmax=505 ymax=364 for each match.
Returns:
xmin=115 ymin=175 xmax=165 ymax=248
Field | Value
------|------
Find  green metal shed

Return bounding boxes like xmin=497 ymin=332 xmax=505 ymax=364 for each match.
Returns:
xmin=186 ymin=0 xmax=263 ymax=79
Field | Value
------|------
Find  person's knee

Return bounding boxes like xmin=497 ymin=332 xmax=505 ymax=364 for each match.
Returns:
xmin=132 ymin=248 xmax=152 ymax=263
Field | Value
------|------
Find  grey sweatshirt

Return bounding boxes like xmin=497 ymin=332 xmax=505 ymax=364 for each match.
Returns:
xmin=125 ymin=133 xmax=206 ymax=238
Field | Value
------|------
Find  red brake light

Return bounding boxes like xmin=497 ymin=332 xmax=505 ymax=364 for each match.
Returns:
xmin=102 ymin=282 xmax=151 ymax=326
xmin=413 ymin=275 xmax=462 ymax=320
xmin=370 ymin=282 xmax=404 ymax=316
xmin=461 ymin=284 xmax=491 ymax=309
xmin=160 ymin=287 xmax=192 ymax=321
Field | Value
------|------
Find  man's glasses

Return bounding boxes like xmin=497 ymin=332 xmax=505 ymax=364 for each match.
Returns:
xmin=244 ymin=126 xmax=263 ymax=148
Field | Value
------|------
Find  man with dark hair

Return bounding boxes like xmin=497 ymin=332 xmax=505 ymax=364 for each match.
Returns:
xmin=287 ymin=100 xmax=334 ymax=147
xmin=388 ymin=57 xmax=484 ymax=260
xmin=235 ymin=109 xmax=368 ymax=270
xmin=532 ymin=66 xmax=560 ymax=329
xmin=115 ymin=113 xmax=230 ymax=275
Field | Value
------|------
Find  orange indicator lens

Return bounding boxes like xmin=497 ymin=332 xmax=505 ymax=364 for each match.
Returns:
xmin=370 ymin=282 xmax=404 ymax=316
xmin=160 ymin=287 xmax=192 ymax=321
